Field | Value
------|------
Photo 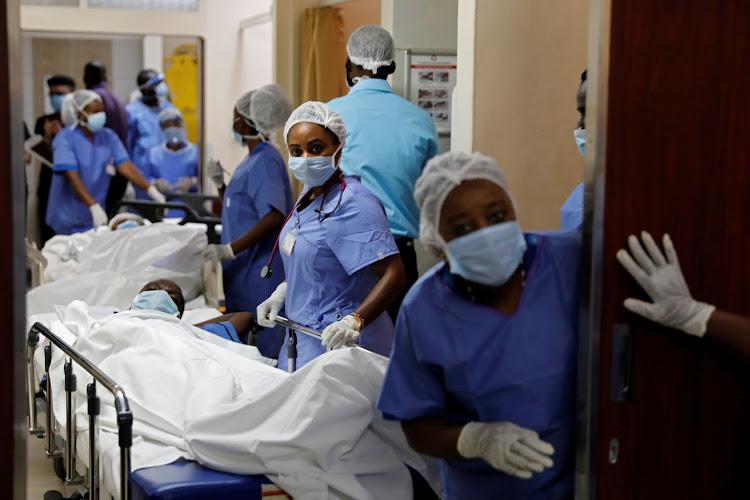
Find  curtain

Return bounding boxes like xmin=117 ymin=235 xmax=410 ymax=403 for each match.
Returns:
xmin=301 ymin=7 xmax=346 ymax=103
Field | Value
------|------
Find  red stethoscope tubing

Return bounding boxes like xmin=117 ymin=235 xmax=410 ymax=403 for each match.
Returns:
xmin=261 ymin=173 xmax=345 ymax=278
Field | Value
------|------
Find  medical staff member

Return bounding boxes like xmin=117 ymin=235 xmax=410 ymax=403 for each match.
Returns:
xmin=257 ymin=101 xmax=406 ymax=370
xmin=200 ymin=85 xmax=294 ymax=359
xmin=377 ymin=151 xmax=580 ymax=499
xmin=47 ymin=90 xmax=166 ymax=235
xmin=145 ymin=108 xmax=198 ymax=218
xmin=561 ymin=69 xmax=587 ymax=231
xmin=126 ymin=69 xmax=175 ymax=199
xmin=328 ymin=25 xmax=439 ymax=322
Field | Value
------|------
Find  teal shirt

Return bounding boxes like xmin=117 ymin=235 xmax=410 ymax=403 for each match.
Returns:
xmin=328 ymin=79 xmax=439 ymax=238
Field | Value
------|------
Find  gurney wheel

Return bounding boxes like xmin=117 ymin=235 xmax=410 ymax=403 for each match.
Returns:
xmin=53 ymin=455 xmax=65 ymax=481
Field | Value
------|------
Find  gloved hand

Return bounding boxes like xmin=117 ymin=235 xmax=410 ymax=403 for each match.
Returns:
xmin=146 ymin=185 xmax=167 ymax=204
xmin=256 ymin=282 xmax=287 ymax=327
xmin=175 ymin=176 xmax=198 ymax=193
xmin=199 ymin=243 xmax=235 ymax=263
xmin=616 ymin=231 xmax=715 ymax=337
xmin=89 ymin=203 xmax=108 ymax=227
xmin=207 ymin=159 xmax=225 ymax=189
xmin=457 ymin=421 xmax=555 ymax=479
xmin=151 ymin=178 xmax=173 ymax=194
xmin=321 ymin=315 xmax=361 ymax=349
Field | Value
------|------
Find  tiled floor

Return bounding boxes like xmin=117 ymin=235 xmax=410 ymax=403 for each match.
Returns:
xmin=26 ymin=413 xmax=70 ymax=500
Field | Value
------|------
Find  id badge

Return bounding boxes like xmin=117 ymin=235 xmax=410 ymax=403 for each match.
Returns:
xmin=281 ymin=230 xmax=296 ymax=256
xmin=105 ymin=158 xmax=116 ymax=176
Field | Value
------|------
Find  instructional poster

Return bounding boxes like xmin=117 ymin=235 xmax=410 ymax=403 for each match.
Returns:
xmin=408 ymin=53 xmax=457 ymax=134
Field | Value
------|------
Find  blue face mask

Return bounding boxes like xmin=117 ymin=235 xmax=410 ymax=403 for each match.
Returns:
xmin=163 ymin=126 xmax=186 ymax=146
xmin=116 ymin=220 xmax=140 ymax=230
xmin=233 ymin=128 xmax=245 ymax=146
xmin=574 ymin=128 xmax=586 ymax=157
xmin=131 ymin=290 xmax=180 ymax=317
xmin=288 ymin=144 xmax=342 ymax=187
xmin=50 ymin=94 xmax=65 ymax=113
xmin=82 ymin=111 xmax=107 ymax=132
xmin=155 ymin=81 xmax=169 ymax=98
xmin=445 ymin=220 xmax=527 ymax=287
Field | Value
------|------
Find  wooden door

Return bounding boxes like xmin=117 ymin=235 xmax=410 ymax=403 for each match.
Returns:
xmin=579 ymin=0 xmax=750 ymax=498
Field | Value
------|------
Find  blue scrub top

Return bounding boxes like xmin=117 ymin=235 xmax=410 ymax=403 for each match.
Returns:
xmin=221 ymin=142 xmax=294 ymax=358
xmin=126 ymin=98 xmax=174 ymax=198
xmin=146 ymin=142 xmax=199 ymax=218
xmin=200 ymin=321 xmax=241 ymax=343
xmin=560 ymin=182 xmax=584 ymax=231
xmin=377 ymin=231 xmax=581 ymax=500
xmin=278 ymin=175 xmax=400 ymax=370
xmin=47 ymin=125 xmax=129 ymax=235
xmin=328 ymin=79 xmax=440 ymax=239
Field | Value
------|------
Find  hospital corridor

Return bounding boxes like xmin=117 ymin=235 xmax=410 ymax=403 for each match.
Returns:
xmin=2 ymin=0 xmax=749 ymax=499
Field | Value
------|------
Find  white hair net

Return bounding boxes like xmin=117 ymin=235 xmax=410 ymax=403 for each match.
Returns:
xmin=415 ymin=151 xmax=513 ymax=257
xmin=347 ymin=25 xmax=395 ymax=72
xmin=283 ymin=101 xmax=346 ymax=147
xmin=61 ymin=90 xmax=101 ymax=126
xmin=158 ymin=107 xmax=183 ymax=124
xmin=236 ymin=84 xmax=293 ymax=137
xmin=108 ymin=212 xmax=147 ymax=230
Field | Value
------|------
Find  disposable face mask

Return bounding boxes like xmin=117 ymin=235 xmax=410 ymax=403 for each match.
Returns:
xmin=288 ymin=144 xmax=342 ymax=187
xmin=131 ymin=290 xmax=180 ymax=317
xmin=345 ymin=75 xmax=370 ymax=89
xmin=233 ymin=128 xmax=245 ymax=146
xmin=164 ymin=126 xmax=186 ymax=146
xmin=50 ymin=94 xmax=65 ymax=113
xmin=445 ymin=221 xmax=527 ymax=287
xmin=574 ymin=128 xmax=586 ymax=157
xmin=116 ymin=220 xmax=139 ymax=230
xmin=81 ymin=111 xmax=107 ymax=132
xmin=155 ymin=81 xmax=169 ymax=98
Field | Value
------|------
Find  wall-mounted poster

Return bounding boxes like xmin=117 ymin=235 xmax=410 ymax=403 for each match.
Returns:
xmin=404 ymin=51 xmax=457 ymax=134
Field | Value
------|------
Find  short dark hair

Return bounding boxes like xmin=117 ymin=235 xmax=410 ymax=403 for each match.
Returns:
xmin=137 ymin=69 xmax=159 ymax=87
xmin=47 ymin=75 xmax=76 ymax=89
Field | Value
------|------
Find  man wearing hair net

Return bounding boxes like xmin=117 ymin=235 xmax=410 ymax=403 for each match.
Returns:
xmin=377 ymin=151 xmax=580 ymax=499
xmin=47 ymin=90 xmax=165 ymax=235
xmin=201 ymin=85 xmax=294 ymax=359
xmin=126 ymin=69 xmax=176 ymax=201
xmin=143 ymin=107 xmax=198 ymax=218
xmin=328 ymin=25 xmax=440 ymax=322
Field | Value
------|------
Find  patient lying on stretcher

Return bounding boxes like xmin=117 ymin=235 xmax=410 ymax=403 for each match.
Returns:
xmin=136 ymin=279 xmax=257 ymax=345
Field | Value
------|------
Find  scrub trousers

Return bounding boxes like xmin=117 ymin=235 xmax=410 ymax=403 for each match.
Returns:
xmin=388 ymin=237 xmax=418 ymax=323
xmin=105 ymin=172 xmax=129 ymax=217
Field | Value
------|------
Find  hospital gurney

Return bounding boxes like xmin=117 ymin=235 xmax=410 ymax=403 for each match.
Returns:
xmin=117 ymin=196 xmax=222 ymax=244
xmin=26 ymin=321 xmax=292 ymax=500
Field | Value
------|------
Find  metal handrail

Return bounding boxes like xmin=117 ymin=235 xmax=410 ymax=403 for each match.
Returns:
xmin=27 ymin=322 xmax=132 ymax=499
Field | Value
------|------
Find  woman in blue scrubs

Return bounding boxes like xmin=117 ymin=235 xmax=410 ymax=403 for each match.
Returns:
xmin=377 ymin=151 xmax=580 ymax=499
xmin=200 ymin=85 xmax=295 ymax=359
xmin=256 ymin=101 xmax=406 ymax=370
xmin=47 ymin=90 xmax=165 ymax=235
xmin=145 ymin=108 xmax=199 ymax=218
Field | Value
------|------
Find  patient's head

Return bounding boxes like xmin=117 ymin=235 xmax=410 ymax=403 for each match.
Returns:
xmin=133 ymin=279 xmax=185 ymax=318
xmin=109 ymin=213 xmax=145 ymax=230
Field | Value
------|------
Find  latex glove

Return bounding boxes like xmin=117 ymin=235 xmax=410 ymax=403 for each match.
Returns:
xmin=89 ymin=203 xmax=108 ymax=227
xmin=256 ymin=282 xmax=287 ymax=327
xmin=457 ymin=421 xmax=555 ymax=479
xmin=175 ymin=176 xmax=197 ymax=193
xmin=151 ymin=178 xmax=173 ymax=194
xmin=321 ymin=315 xmax=361 ymax=349
xmin=616 ymin=231 xmax=715 ymax=337
xmin=199 ymin=243 xmax=235 ymax=263
xmin=207 ymin=159 xmax=225 ymax=189
xmin=146 ymin=185 xmax=167 ymax=204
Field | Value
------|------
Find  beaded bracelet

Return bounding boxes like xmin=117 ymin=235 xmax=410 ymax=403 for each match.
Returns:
xmin=349 ymin=312 xmax=366 ymax=330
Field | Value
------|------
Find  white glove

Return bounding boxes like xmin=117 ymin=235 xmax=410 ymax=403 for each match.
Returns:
xmin=89 ymin=203 xmax=108 ymax=227
xmin=151 ymin=178 xmax=173 ymax=194
xmin=457 ymin=421 xmax=555 ymax=479
xmin=175 ymin=176 xmax=198 ymax=193
xmin=321 ymin=315 xmax=361 ymax=349
xmin=199 ymin=243 xmax=235 ymax=263
xmin=207 ymin=159 xmax=225 ymax=189
xmin=256 ymin=282 xmax=287 ymax=327
xmin=616 ymin=231 xmax=715 ymax=337
xmin=146 ymin=185 xmax=167 ymax=204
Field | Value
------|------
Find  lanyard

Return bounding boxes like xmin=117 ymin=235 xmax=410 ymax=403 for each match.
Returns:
xmin=261 ymin=173 xmax=346 ymax=279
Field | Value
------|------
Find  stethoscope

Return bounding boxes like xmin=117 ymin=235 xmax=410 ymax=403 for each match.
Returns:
xmin=260 ymin=172 xmax=346 ymax=279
